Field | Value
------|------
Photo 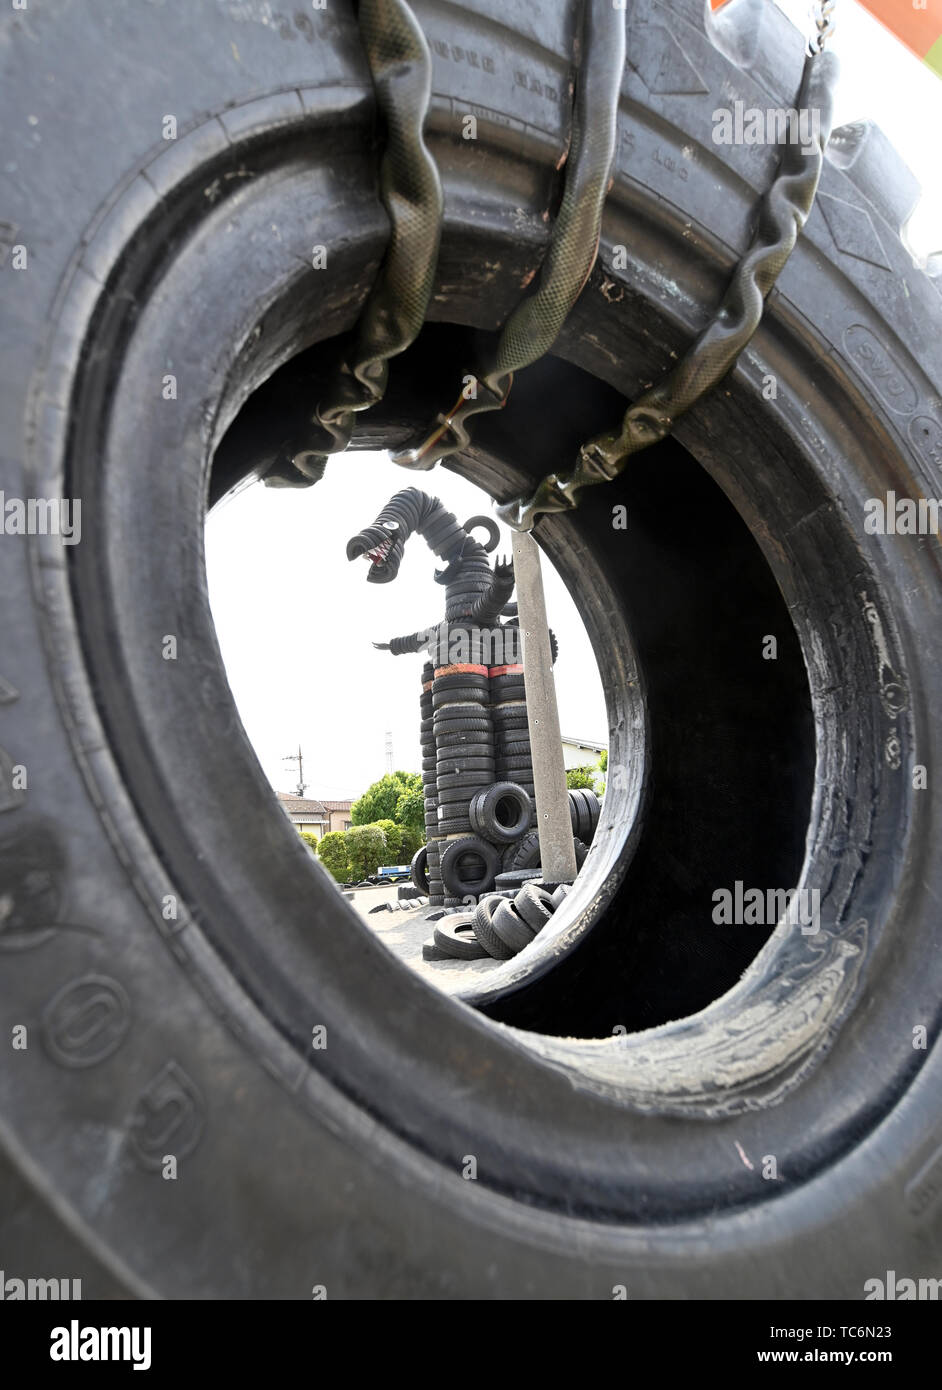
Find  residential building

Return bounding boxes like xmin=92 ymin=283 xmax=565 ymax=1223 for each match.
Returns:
xmin=277 ymin=792 xmax=328 ymax=839
xmin=320 ymin=800 xmax=354 ymax=834
xmin=560 ymin=734 xmax=607 ymax=771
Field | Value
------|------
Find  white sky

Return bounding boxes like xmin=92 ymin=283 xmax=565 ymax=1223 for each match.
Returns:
xmin=206 ymin=0 xmax=941 ymax=805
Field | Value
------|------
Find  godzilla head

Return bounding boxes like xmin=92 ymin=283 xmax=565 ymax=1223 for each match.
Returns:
xmin=345 ymin=520 xmax=404 ymax=584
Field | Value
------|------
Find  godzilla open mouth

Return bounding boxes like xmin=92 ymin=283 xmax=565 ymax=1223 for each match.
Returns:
xmin=367 ymin=535 xmax=394 ymax=566
xmin=345 ymin=525 xmax=400 ymax=580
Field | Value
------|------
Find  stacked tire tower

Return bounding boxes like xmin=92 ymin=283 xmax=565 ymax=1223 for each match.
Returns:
xmin=433 ymin=659 xmax=498 ymax=906
xmin=488 ymin=623 xmax=541 ymax=887
xmin=346 ymin=489 xmax=515 ymax=905
xmin=490 ymin=644 xmax=534 ymax=815
xmin=418 ymin=662 xmax=440 ymax=903
xmin=349 ymin=488 xmax=595 ymax=907
xmin=428 ymin=515 xmax=503 ymax=906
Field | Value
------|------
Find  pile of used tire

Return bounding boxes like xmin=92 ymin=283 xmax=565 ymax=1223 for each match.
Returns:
xmin=418 ymin=786 xmax=601 ymax=960
xmin=423 ymin=881 xmax=572 ymax=961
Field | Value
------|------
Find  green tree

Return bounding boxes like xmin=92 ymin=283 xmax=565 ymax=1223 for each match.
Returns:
xmin=394 ymin=783 xmax=425 ymax=836
xmin=352 ymin=771 xmax=422 ymax=828
xmin=299 ymin=832 xmax=319 ymax=853
xmin=566 ymin=765 xmax=597 ymax=791
xmin=316 ymin=831 xmax=349 ymax=883
xmin=354 ymin=772 xmax=427 ymax=834
xmin=398 ymin=825 xmax=423 ymax=859
xmin=373 ymin=819 xmax=402 ymax=862
xmin=344 ymin=824 xmax=386 ymax=880
xmin=598 ymin=749 xmax=608 ymax=773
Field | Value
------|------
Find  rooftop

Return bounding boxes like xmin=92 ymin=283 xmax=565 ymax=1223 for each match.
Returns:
xmin=276 ymin=792 xmax=328 ymax=816
xmin=560 ymin=734 xmax=608 ymax=752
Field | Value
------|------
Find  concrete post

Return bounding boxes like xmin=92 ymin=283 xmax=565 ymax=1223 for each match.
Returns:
xmin=510 ymin=529 xmax=578 ymax=883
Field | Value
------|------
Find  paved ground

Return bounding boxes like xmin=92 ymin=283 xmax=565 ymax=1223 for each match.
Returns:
xmin=344 ymin=882 xmax=503 ymax=991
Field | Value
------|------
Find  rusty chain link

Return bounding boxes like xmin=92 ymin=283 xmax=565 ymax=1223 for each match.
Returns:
xmin=811 ymin=0 xmax=838 ymax=55
xmin=388 ymin=0 xmax=626 ymax=473
xmin=271 ymin=0 xmax=839 ymax=535
xmin=265 ymin=0 xmax=444 ymax=489
xmin=496 ymin=42 xmax=838 ymax=530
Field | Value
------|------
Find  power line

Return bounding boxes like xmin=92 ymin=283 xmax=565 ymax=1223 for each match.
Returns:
xmin=282 ymin=744 xmax=307 ymax=797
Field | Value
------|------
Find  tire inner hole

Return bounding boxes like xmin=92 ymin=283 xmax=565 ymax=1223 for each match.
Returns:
xmin=207 ymin=334 xmax=816 ymax=1039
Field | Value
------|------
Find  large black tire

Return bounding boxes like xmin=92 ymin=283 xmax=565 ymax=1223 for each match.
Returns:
xmin=469 ymin=782 xmax=532 ymax=843
xmin=432 ymin=915 xmax=489 ymax=961
xmin=436 ymin=756 xmax=496 ymax=774
xmin=471 ymin=895 xmax=516 ymax=961
xmin=514 ymin=883 xmax=556 ymax=933
xmin=439 ymin=836 xmax=502 ymax=898
xmin=2 ymin=0 xmax=942 ymax=1300
xmin=410 ymin=847 xmax=430 ymax=896
xmin=491 ymin=900 xmax=536 ymax=955
xmin=432 ymin=720 xmax=493 ymax=738
xmin=432 ymin=688 xmax=490 ymax=708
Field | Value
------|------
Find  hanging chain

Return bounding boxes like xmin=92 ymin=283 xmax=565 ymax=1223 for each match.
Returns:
xmin=810 ymin=0 xmax=837 ymax=55
xmin=272 ymin=0 xmax=839 ymax=526
xmin=388 ymin=0 xmax=625 ymax=472
xmin=495 ymin=23 xmax=839 ymax=530
xmin=265 ymin=0 xmax=444 ymax=489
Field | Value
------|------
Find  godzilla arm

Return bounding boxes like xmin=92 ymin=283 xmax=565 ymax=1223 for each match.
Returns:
xmin=372 ymin=626 xmax=436 ymax=656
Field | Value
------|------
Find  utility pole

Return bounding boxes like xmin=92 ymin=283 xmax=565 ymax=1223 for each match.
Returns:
xmin=511 ymin=530 xmax=577 ymax=883
xmin=283 ymin=745 xmax=307 ymax=798
xmin=385 ymin=730 xmax=394 ymax=775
